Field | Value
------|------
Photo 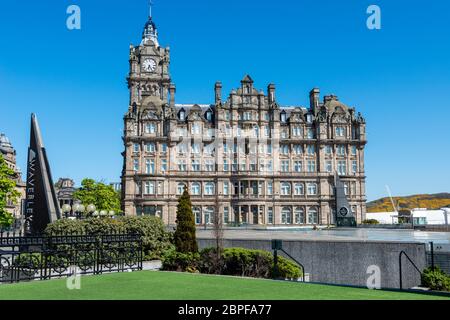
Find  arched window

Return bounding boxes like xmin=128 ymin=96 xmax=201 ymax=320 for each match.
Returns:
xmin=177 ymin=183 xmax=186 ymax=195
xmin=204 ymin=182 xmax=215 ymax=195
xmin=281 ymin=207 xmax=292 ymax=224
xmin=281 ymin=182 xmax=291 ymax=195
xmin=295 ymin=207 xmax=305 ymax=224
xmin=294 ymin=183 xmax=304 ymax=196
xmin=191 ymin=182 xmax=201 ymax=195
xmin=193 ymin=207 xmax=202 ymax=225
xmin=308 ymin=207 xmax=319 ymax=224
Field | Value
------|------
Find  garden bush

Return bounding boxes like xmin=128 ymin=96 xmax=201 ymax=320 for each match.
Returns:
xmin=197 ymin=247 xmax=302 ymax=280
xmin=45 ymin=216 xmax=174 ymax=261
xmin=421 ymin=267 xmax=450 ymax=292
xmin=362 ymin=219 xmax=380 ymax=225
xmin=161 ymin=248 xmax=200 ymax=273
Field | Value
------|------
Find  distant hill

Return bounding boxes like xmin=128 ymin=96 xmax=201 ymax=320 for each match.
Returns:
xmin=367 ymin=193 xmax=450 ymax=213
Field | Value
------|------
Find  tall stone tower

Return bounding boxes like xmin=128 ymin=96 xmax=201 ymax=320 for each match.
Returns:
xmin=121 ymin=10 xmax=176 ymax=217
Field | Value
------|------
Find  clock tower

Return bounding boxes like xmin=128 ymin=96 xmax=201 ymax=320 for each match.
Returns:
xmin=121 ymin=9 xmax=176 ymax=216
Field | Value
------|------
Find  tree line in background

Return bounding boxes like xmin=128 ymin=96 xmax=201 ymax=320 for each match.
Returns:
xmin=0 ymin=155 xmax=19 ymax=228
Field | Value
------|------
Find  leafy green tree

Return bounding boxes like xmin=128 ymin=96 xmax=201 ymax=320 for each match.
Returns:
xmin=173 ymin=188 xmax=198 ymax=253
xmin=0 ymin=155 xmax=20 ymax=228
xmin=73 ymin=178 xmax=121 ymax=213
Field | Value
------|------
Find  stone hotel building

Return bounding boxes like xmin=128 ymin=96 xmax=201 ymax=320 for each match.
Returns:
xmin=121 ymin=15 xmax=367 ymax=226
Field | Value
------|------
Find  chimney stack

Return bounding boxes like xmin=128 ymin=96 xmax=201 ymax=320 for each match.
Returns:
xmin=215 ymin=82 xmax=222 ymax=104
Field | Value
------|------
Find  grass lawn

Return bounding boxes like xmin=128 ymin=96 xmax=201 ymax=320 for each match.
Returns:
xmin=0 ymin=271 xmax=447 ymax=300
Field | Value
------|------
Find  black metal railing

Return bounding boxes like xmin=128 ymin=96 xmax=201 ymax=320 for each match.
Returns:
xmin=399 ymin=250 xmax=422 ymax=290
xmin=0 ymin=231 xmax=143 ymax=284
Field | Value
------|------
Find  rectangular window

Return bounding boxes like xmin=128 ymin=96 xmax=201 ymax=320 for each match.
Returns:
xmin=267 ymin=160 xmax=273 ymax=172
xmin=293 ymin=126 xmax=302 ymax=137
xmin=280 ymin=144 xmax=289 ymax=155
xmin=240 ymin=161 xmax=246 ymax=171
xmin=145 ymin=123 xmax=156 ymax=134
xmin=337 ymin=145 xmax=346 ymax=156
xmin=144 ymin=181 xmax=155 ymax=195
xmin=351 ymin=145 xmax=357 ymax=156
xmin=145 ymin=143 xmax=156 ymax=153
xmin=145 ymin=159 xmax=155 ymax=174
xmin=352 ymin=160 xmax=357 ymax=174
xmin=133 ymin=143 xmax=140 ymax=153
xmin=133 ymin=159 xmax=139 ymax=172
xmin=192 ymin=143 xmax=201 ymax=154
xmin=307 ymin=160 xmax=316 ymax=173
xmin=325 ymin=145 xmax=332 ymax=155
xmin=249 ymin=161 xmax=257 ymax=172
xmin=223 ymin=207 xmax=229 ymax=224
xmin=232 ymin=159 xmax=238 ymax=172
xmin=267 ymin=181 xmax=273 ymax=196
xmin=223 ymin=182 xmax=229 ymax=196
xmin=281 ymin=160 xmax=290 ymax=172
xmin=307 ymin=128 xmax=314 ymax=139
xmin=335 ymin=126 xmax=345 ymax=137
xmin=161 ymin=159 xmax=167 ymax=173
xmin=161 ymin=143 xmax=168 ymax=154
xmin=205 ymin=160 xmax=214 ymax=172
xmin=307 ymin=183 xmax=318 ymax=195
xmin=223 ymin=160 xmax=229 ymax=172
xmin=326 ymin=160 xmax=332 ymax=173
xmin=191 ymin=160 xmax=200 ymax=172
xmin=177 ymin=160 xmax=187 ymax=172
xmin=294 ymin=161 xmax=302 ymax=173
xmin=268 ymin=207 xmax=274 ymax=224
xmin=267 ymin=143 xmax=273 ymax=154
xmin=338 ymin=160 xmax=346 ymax=175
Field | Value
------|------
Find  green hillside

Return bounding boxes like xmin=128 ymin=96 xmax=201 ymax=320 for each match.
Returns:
xmin=367 ymin=193 xmax=450 ymax=213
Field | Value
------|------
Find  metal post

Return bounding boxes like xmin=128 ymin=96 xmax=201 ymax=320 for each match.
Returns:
xmin=430 ymin=241 xmax=435 ymax=271
xmin=273 ymin=249 xmax=279 ymax=279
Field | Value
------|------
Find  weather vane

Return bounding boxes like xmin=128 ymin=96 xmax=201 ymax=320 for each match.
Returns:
xmin=149 ymin=0 xmax=153 ymax=18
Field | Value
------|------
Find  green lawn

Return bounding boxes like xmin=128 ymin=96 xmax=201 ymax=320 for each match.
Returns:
xmin=0 ymin=271 xmax=447 ymax=300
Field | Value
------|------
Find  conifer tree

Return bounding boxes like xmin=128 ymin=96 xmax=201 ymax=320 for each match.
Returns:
xmin=173 ymin=188 xmax=198 ymax=253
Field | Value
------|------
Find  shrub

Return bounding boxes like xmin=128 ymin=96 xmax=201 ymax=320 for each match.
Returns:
xmin=422 ymin=267 xmax=450 ymax=292
xmin=121 ymin=216 xmax=174 ymax=260
xmin=362 ymin=219 xmax=380 ymax=225
xmin=161 ymin=249 xmax=200 ymax=273
xmin=199 ymin=247 xmax=302 ymax=280
xmin=173 ymin=189 xmax=198 ymax=253
xmin=277 ymin=256 xmax=302 ymax=279
xmin=45 ymin=216 xmax=173 ymax=261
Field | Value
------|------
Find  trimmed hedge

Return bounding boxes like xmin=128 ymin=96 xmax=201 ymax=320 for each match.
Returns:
xmin=362 ymin=219 xmax=380 ymax=225
xmin=162 ymin=247 xmax=303 ymax=280
xmin=45 ymin=216 xmax=174 ymax=261
xmin=422 ymin=267 xmax=450 ymax=292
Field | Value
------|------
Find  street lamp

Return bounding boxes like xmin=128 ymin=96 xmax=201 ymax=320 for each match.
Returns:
xmin=62 ymin=204 xmax=72 ymax=218
xmin=86 ymin=204 xmax=96 ymax=217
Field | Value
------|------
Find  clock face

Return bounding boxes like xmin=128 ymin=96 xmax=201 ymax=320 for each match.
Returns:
xmin=143 ymin=58 xmax=157 ymax=72
xmin=339 ymin=207 xmax=349 ymax=217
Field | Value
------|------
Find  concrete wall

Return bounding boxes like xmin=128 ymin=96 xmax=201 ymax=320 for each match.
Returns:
xmin=197 ymin=238 xmax=426 ymax=289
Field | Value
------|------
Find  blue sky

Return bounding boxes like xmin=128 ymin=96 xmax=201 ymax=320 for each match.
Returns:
xmin=0 ymin=0 xmax=449 ymax=201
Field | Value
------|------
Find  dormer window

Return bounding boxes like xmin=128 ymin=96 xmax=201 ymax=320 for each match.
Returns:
xmin=179 ymin=109 xmax=186 ymax=121
xmin=205 ymin=111 xmax=212 ymax=121
xmin=280 ymin=111 xmax=287 ymax=123
xmin=306 ymin=114 xmax=313 ymax=123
